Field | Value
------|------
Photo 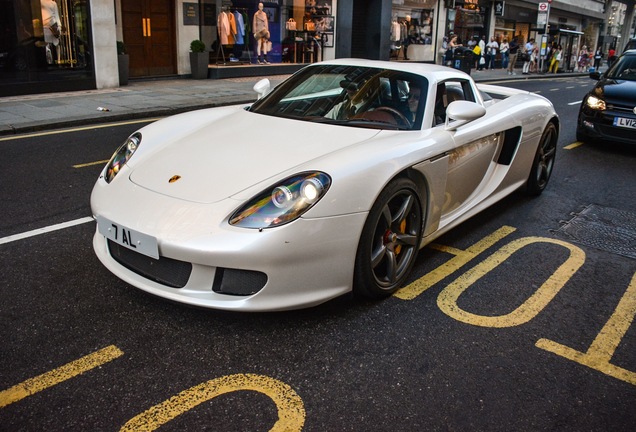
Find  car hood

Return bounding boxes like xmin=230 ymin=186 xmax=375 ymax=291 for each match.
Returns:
xmin=594 ymin=78 xmax=636 ymax=106
xmin=129 ymin=110 xmax=380 ymax=203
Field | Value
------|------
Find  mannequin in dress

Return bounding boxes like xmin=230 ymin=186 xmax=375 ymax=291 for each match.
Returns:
xmin=253 ymin=3 xmax=270 ymax=64
xmin=41 ymin=0 xmax=61 ymax=64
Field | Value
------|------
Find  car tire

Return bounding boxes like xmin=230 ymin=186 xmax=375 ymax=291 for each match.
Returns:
xmin=526 ymin=122 xmax=557 ymax=196
xmin=576 ymin=113 xmax=590 ymax=143
xmin=353 ymin=177 xmax=423 ymax=299
xmin=575 ymin=125 xmax=588 ymax=143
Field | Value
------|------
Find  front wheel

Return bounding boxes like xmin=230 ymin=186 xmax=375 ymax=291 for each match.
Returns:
xmin=353 ymin=178 xmax=423 ymax=299
xmin=526 ymin=122 xmax=557 ymax=196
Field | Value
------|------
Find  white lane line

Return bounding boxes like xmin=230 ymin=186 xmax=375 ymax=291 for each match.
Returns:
xmin=568 ymin=101 xmax=582 ymax=105
xmin=0 ymin=118 xmax=162 ymax=142
xmin=0 ymin=217 xmax=94 ymax=245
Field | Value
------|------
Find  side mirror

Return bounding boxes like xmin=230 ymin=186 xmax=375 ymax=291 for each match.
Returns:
xmin=589 ymin=71 xmax=601 ymax=80
xmin=253 ymin=78 xmax=271 ymax=99
xmin=445 ymin=100 xmax=486 ymax=130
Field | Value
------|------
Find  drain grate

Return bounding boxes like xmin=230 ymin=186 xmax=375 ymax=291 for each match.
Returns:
xmin=553 ymin=204 xmax=636 ymax=259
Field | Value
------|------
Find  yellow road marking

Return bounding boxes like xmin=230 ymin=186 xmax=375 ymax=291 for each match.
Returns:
xmin=0 ymin=118 xmax=162 ymax=142
xmin=0 ymin=345 xmax=124 ymax=408
xmin=536 ymin=272 xmax=636 ymax=386
xmin=395 ymin=226 xmax=516 ymax=300
xmin=73 ymin=159 xmax=109 ymax=168
xmin=437 ymin=236 xmax=586 ymax=327
xmin=120 ymin=373 xmax=305 ymax=432
xmin=564 ymin=142 xmax=584 ymax=150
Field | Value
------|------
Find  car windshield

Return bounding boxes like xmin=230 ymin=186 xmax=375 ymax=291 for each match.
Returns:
xmin=250 ymin=65 xmax=429 ymax=130
xmin=606 ymin=55 xmax=636 ymax=80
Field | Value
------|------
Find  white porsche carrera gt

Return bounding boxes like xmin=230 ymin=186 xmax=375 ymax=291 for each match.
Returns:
xmin=91 ymin=59 xmax=558 ymax=311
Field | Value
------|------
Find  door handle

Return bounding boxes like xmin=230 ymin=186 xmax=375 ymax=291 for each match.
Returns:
xmin=142 ymin=18 xmax=151 ymax=37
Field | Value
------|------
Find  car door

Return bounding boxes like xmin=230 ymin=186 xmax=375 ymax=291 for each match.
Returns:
xmin=436 ymin=80 xmax=503 ymax=217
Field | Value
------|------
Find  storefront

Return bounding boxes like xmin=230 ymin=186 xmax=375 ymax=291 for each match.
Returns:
xmin=0 ymin=0 xmax=95 ymax=97
xmin=181 ymin=0 xmax=338 ymax=78
xmin=1 ymin=0 xmax=338 ymax=96
xmin=211 ymin=1 xmax=334 ymax=63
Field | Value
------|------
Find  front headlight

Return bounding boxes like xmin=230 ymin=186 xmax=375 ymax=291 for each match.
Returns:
xmin=104 ymin=133 xmax=141 ymax=183
xmin=230 ymin=172 xmax=331 ymax=229
xmin=585 ymin=95 xmax=606 ymax=110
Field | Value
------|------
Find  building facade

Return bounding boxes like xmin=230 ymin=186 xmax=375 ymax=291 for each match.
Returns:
xmin=0 ymin=0 xmax=628 ymax=97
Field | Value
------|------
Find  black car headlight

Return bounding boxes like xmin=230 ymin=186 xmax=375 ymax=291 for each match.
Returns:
xmin=585 ymin=95 xmax=606 ymax=110
xmin=230 ymin=172 xmax=331 ymax=229
xmin=104 ymin=133 xmax=141 ymax=183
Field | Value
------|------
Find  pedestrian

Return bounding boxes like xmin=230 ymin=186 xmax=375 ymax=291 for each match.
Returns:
xmin=549 ymin=44 xmax=562 ymax=73
xmin=445 ymin=34 xmax=461 ymax=66
xmin=508 ymin=36 xmax=519 ymax=75
xmin=522 ymin=38 xmax=534 ymax=74
xmin=530 ymin=42 xmax=539 ymax=73
xmin=478 ymin=35 xmax=486 ymax=70
xmin=578 ymin=45 xmax=589 ymax=72
xmin=486 ymin=36 xmax=498 ymax=69
xmin=593 ymin=47 xmax=603 ymax=70
xmin=608 ymin=47 xmax=617 ymax=68
xmin=500 ymin=37 xmax=510 ymax=70
xmin=438 ymin=36 xmax=448 ymax=65
xmin=472 ymin=39 xmax=482 ymax=70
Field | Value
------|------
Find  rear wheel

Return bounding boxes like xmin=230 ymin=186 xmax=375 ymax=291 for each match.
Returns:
xmin=353 ymin=178 xmax=423 ymax=299
xmin=526 ymin=122 xmax=557 ymax=196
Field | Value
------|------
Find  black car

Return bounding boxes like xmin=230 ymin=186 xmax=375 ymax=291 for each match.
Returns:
xmin=577 ymin=50 xmax=636 ymax=145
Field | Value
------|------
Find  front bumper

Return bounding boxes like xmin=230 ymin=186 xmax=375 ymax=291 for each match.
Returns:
xmin=93 ymin=210 xmax=368 ymax=311
xmin=578 ymin=106 xmax=636 ymax=145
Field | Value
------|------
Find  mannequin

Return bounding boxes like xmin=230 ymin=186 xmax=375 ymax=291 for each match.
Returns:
xmin=41 ymin=0 xmax=61 ymax=64
xmin=41 ymin=0 xmax=61 ymax=45
xmin=253 ymin=3 xmax=270 ymax=64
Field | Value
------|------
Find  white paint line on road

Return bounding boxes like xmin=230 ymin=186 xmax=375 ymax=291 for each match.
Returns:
xmin=0 ymin=118 xmax=162 ymax=142
xmin=0 ymin=217 xmax=94 ymax=245
xmin=568 ymin=101 xmax=582 ymax=105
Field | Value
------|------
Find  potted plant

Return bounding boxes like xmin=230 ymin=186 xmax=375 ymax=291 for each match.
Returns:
xmin=190 ymin=39 xmax=208 ymax=79
xmin=117 ymin=41 xmax=129 ymax=86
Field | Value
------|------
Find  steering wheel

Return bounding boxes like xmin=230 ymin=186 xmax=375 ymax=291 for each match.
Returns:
xmin=373 ymin=106 xmax=412 ymax=127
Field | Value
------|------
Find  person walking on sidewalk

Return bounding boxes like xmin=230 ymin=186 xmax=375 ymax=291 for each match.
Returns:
xmin=522 ymin=38 xmax=534 ymax=74
xmin=508 ymin=36 xmax=519 ymax=75
xmin=477 ymin=35 xmax=486 ymax=71
xmin=500 ymin=38 xmax=510 ymax=70
xmin=593 ymin=47 xmax=603 ymax=71
xmin=486 ymin=36 xmax=499 ymax=70
xmin=549 ymin=45 xmax=562 ymax=73
xmin=577 ymin=45 xmax=589 ymax=72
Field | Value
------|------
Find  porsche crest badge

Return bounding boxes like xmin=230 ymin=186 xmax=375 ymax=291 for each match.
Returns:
xmin=168 ymin=175 xmax=181 ymax=183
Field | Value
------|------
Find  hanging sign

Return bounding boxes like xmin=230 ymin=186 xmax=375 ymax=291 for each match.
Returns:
xmin=494 ymin=1 xmax=505 ymax=17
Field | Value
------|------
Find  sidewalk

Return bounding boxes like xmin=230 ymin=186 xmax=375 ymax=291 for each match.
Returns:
xmin=0 ymin=66 xmax=588 ymax=136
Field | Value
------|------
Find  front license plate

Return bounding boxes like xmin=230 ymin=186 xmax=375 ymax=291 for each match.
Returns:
xmin=613 ymin=116 xmax=636 ymax=128
xmin=96 ymin=216 xmax=159 ymax=259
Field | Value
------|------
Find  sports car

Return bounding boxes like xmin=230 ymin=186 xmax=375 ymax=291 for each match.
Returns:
xmin=91 ymin=59 xmax=559 ymax=311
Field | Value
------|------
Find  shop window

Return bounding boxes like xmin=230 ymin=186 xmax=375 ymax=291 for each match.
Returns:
xmin=212 ymin=0 xmax=335 ymax=66
xmin=390 ymin=4 xmax=436 ymax=62
xmin=1 ymin=0 xmax=93 ymax=94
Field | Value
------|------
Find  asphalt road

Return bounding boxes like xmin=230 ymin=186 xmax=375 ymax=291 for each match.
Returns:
xmin=1 ymin=77 xmax=635 ymax=431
